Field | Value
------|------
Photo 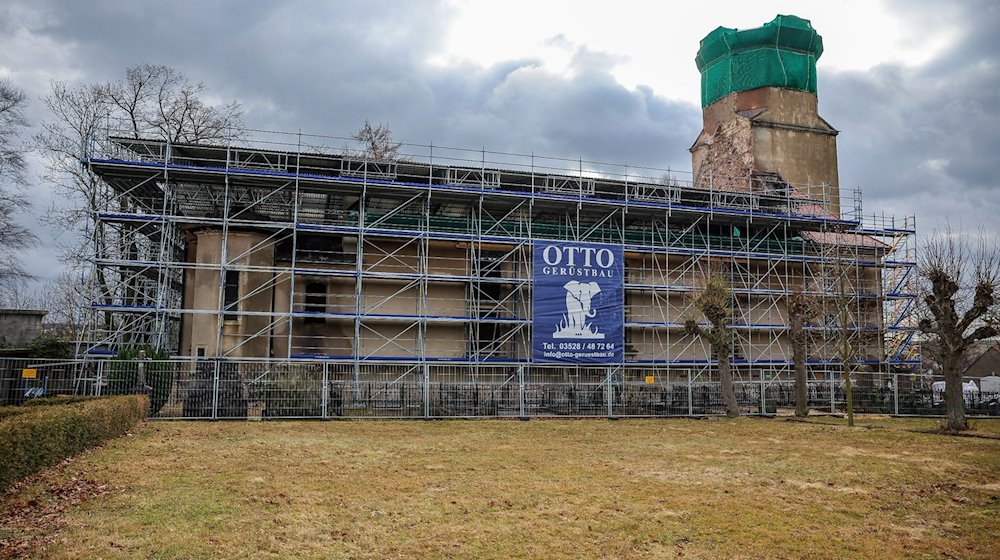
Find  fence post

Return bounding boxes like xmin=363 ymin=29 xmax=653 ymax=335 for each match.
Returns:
xmin=321 ymin=362 xmax=329 ymax=420
xmin=893 ymin=372 xmax=899 ymax=416
xmin=211 ymin=359 xmax=220 ymax=420
xmin=759 ymin=373 xmax=766 ymax=415
xmin=687 ymin=370 xmax=694 ymax=416
xmin=95 ymin=361 xmax=105 ymax=397
xmin=606 ymin=367 xmax=614 ymax=418
xmin=830 ymin=373 xmax=836 ymax=414
xmin=518 ymin=365 xmax=526 ymax=418
xmin=423 ymin=362 xmax=430 ymax=419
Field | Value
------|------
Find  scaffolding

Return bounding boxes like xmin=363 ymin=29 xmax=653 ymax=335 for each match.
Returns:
xmin=70 ymin=123 xmax=920 ymax=418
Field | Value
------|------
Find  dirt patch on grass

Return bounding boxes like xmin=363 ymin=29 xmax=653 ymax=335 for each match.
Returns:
xmin=785 ymin=479 xmax=870 ymax=495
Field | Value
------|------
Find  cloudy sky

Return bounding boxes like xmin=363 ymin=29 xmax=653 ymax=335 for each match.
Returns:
xmin=1 ymin=0 xmax=998 ymax=283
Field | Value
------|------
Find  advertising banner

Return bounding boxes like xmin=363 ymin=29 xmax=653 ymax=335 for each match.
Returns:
xmin=532 ymin=241 xmax=623 ymax=363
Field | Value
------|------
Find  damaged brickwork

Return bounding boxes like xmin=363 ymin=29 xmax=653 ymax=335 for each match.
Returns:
xmin=690 ymin=116 xmax=755 ymax=193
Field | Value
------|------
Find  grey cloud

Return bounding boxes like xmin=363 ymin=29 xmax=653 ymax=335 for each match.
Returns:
xmin=5 ymin=0 xmax=996 ymax=281
xmin=1 ymin=0 xmax=701 ymax=282
xmin=820 ymin=0 xmax=1000 ymax=234
xmin=14 ymin=0 xmax=697 ymax=167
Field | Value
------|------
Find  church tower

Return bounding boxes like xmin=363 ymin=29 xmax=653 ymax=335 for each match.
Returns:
xmin=690 ymin=15 xmax=840 ymax=214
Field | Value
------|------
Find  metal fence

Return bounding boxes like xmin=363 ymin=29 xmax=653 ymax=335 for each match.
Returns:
xmin=2 ymin=358 xmax=998 ymax=419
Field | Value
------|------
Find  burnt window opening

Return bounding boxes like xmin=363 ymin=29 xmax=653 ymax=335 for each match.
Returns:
xmin=275 ymin=234 xmax=353 ymax=264
xmin=477 ymin=251 xmax=504 ymax=309
xmin=304 ymin=282 xmax=327 ymax=325
xmin=474 ymin=322 xmax=504 ymax=355
xmin=473 ymin=251 xmax=507 ymax=357
xmin=624 ymin=288 xmax=633 ymax=350
xmin=223 ymin=270 xmax=240 ymax=320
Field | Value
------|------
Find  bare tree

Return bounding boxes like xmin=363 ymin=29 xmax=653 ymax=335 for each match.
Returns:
xmin=685 ymin=273 xmax=740 ymax=417
xmin=788 ymin=289 xmax=818 ymax=417
xmin=35 ymin=81 xmax=111 ymax=313
xmin=821 ymin=244 xmax=864 ymax=427
xmin=37 ymin=271 xmax=88 ymax=346
xmin=917 ymin=226 xmax=999 ymax=431
xmin=351 ymin=120 xmax=401 ymax=161
xmin=105 ymin=64 xmax=243 ymax=143
xmin=835 ymin=261 xmax=859 ymax=427
xmin=0 ymin=271 xmax=87 ymax=351
xmin=0 ymin=276 xmax=44 ymax=309
xmin=0 ymin=79 xmax=35 ymax=287
xmin=36 ymin=65 xmax=244 ymax=339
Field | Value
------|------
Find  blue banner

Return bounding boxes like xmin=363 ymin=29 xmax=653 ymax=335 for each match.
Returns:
xmin=532 ymin=241 xmax=624 ymax=363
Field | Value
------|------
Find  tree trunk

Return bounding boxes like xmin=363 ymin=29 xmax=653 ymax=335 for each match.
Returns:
xmin=838 ymin=272 xmax=854 ymax=427
xmin=793 ymin=336 xmax=808 ymax=417
xmin=843 ymin=362 xmax=854 ymax=427
xmin=943 ymin=357 xmax=967 ymax=431
xmin=719 ymin=354 xmax=739 ymax=418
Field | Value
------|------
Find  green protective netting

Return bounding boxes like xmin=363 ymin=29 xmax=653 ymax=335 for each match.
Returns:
xmin=696 ymin=14 xmax=823 ymax=107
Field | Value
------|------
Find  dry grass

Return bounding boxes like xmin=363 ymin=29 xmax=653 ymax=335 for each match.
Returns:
xmin=2 ymin=416 xmax=999 ymax=559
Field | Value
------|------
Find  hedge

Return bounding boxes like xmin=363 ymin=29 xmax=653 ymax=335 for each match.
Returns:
xmin=0 ymin=406 xmax=33 ymax=420
xmin=23 ymin=395 xmax=110 ymax=407
xmin=0 ymin=395 xmax=148 ymax=492
xmin=0 ymin=396 xmax=124 ymax=420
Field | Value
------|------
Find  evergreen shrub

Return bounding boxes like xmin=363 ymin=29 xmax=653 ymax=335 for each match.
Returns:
xmin=106 ymin=347 xmax=174 ymax=415
xmin=0 ymin=395 xmax=148 ymax=491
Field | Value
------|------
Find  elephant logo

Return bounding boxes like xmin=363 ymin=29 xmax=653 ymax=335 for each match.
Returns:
xmin=553 ymin=280 xmax=605 ymax=339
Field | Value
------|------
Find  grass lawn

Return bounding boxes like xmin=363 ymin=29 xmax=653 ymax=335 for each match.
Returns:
xmin=2 ymin=416 xmax=999 ymax=559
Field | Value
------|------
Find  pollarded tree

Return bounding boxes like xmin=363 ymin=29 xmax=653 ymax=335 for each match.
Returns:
xmin=834 ymin=259 xmax=860 ymax=427
xmin=0 ymin=79 xmax=35 ymax=287
xmin=685 ymin=273 xmax=740 ymax=417
xmin=917 ymin=227 xmax=999 ymax=431
xmin=787 ymin=289 xmax=818 ymax=417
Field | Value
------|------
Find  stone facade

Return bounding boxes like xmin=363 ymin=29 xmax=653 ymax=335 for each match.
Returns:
xmin=0 ymin=309 xmax=47 ymax=346
xmin=690 ymin=87 xmax=840 ymax=214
